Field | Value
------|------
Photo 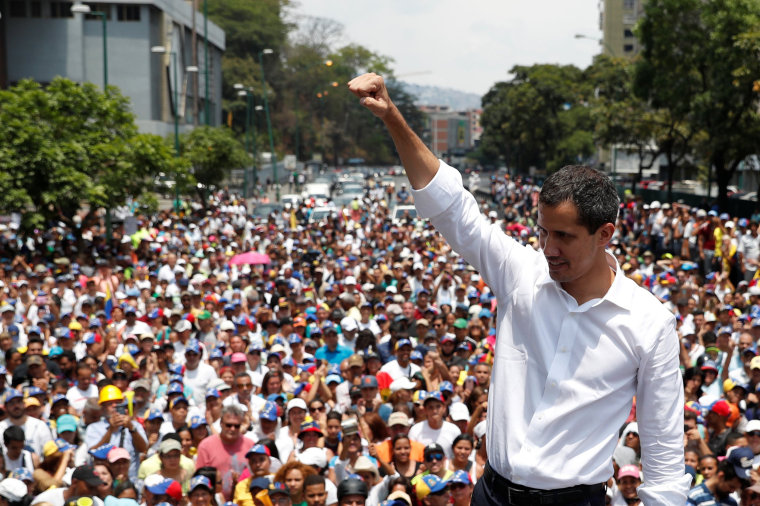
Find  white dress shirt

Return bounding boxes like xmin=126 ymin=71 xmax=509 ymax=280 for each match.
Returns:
xmin=412 ymin=161 xmax=690 ymax=504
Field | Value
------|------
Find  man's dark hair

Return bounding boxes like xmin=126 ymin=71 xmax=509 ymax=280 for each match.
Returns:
xmin=539 ymin=165 xmax=620 ymax=234
xmin=3 ymin=425 xmax=24 ymax=444
xmin=60 ymin=350 xmax=76 ymax=362
xmin=304 ymin=474 xmax=325 ymax=488
xmin=27 ymin=335 xmax=44 ymax=346
xmin=717 ymin=459 xmax=740 ymax=481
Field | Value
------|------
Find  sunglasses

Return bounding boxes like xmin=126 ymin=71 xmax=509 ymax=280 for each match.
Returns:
xmin=425 ymin=453 xmax=444 ymax=462
xmin=626 ymin=432 xmax=639 ymax=438
xmin=748 ymin=431 xmax=760 ymax=437
xmin=310 ymin=406 xmax=326 ymax=413
xmin=224 ymin=423 xmax=241 ymax=429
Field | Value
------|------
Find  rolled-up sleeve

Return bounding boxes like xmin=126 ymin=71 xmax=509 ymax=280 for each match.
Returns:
xmin=636 ymin=316 xmax=691 ymax=504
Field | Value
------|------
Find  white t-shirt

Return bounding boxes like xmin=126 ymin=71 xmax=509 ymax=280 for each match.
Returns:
xmin=0 ymin=416 xmax=54 ymax=456
xmin=380 ymin=360 xmax=421 ymax=381
xmin=408 ymin=420 xmax=461 ymax=459
xmin=66 ymin=384 xmax=99 ymax=413
xmin=183 ymin=362 xmax=218 ymax=406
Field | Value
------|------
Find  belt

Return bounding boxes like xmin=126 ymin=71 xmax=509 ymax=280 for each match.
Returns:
xmin=484 ymin=462 xmax=606 ymax=506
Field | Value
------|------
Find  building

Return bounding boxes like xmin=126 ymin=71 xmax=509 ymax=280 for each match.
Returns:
xmin=419 ymin=105 xmax=482 ymax=161
xmin=0 ymin=0 xmax=225 ymax=136
xmin=599 ymin=0 xmax=645 ymax=58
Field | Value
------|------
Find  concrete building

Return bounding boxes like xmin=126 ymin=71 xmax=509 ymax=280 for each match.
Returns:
xmin=420 ymin=105 xmax=482 ymax=160
xmin=0 ymin=0 xmax=225 ymax=136
xmin=599 ymin=0 xmax=645 ymax=58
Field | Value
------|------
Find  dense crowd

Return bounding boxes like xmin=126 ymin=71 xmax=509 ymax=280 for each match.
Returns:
xmin=0 ymin=170 xmax=758 ymax=506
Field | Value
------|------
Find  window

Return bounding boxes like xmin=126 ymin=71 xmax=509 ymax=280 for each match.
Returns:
xmin=31 ymin=1 xmax=42 ymax=17
xmin=116 ymin=4 xmax=140 ymax=21
xmin=624 ymin=29 xmax=634 ymax=38
xmin=623 ymin=0 xmax=635 ymax=9
xmin=624 ymin=44 xmax=635 ymax=53
xmin=9 ymin=1 xmax=26 ymax=17
xmin=50 ymin=2 xmax=73 ymax=18
xmin=84 ymin=3 xmax=112 ymax=20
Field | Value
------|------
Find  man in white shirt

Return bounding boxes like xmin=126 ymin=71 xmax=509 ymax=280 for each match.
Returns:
xmin=182 ymin=339 xmax=218 ymax=407
xmin=379 ymin=338 xmax=421 ymax=381
xmin=66 ymin=362 xmax=99 ymax=414
xmin=348 ymin=73 xmax=689 ymax=505
xmin=408 ymin=392 xmax=460 ymax=459
xmin=0 ymin=389 xmax=53 ymax=456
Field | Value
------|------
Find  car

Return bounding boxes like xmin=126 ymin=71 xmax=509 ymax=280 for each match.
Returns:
xmin=308 ymin=206 xmax=336 ymax=224
xmin=280 ymin=194 xmax=301 ymax=207
xmin=251 ymin=203 xmax=284 ymax=220
xmin=392 ymin=205 xmax=419 ymax=225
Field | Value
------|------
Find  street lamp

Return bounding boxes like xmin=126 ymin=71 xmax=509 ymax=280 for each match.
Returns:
xmin=292 ymin=59 xmax=334 ymax=163
xmin=203 ymin=0 xmax=210 ymax=126
xmin=258 ymin=48 xmax=278 ymax=201
xmin=72 ymin=2 xmax=113 ymax=242
xmin=151 ymin=45 xmax=187 ymax=212
xmin=574 ymin=33 xmax=616 ymax=57
xmin=234 ymin=84 xmax=260 ymax=200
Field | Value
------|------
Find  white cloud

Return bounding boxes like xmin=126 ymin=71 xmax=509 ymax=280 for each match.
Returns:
xmin=291 ymin=0 xmax=601 ymax=96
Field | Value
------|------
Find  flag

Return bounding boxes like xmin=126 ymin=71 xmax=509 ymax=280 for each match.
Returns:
xmin=104 ymin=285 xmax=113 ymax=320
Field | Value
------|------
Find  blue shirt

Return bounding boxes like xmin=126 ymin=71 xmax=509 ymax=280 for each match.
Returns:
xmin=686 ymin=483 xmax=737 ymax=505
xmin=84 ymin=419 xmax=147 ymax=481
xmin=314 ymin=345 xmax=353 ymax=365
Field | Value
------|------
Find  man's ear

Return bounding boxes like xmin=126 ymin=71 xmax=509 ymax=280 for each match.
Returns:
xmin=597 ymin=223 xmax=615 ymax=247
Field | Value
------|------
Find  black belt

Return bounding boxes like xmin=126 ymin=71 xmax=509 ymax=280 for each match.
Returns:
xmin=484 ymin=462 xmax=606 ymax=506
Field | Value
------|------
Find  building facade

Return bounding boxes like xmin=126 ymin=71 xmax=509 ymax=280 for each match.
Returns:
xmin=0 ymin=0 xmax=225 ymax=136
xmin=419 ymin=105 xmax=482 ymax=160
xmin=600 ymin=0 xmax=645 ymax=58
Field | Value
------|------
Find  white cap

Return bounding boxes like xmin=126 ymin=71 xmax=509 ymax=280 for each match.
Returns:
xmin=297 ymin=447 xmax=327 ymax=468
xmin=474 ymin=420 xmax=487 ymax=439
xmin=344 ymin=276 xmax=357 ymax=285
xmin=341 ymin=317 xmax=358 ymax=332
xmin=449 ymin=402 xmax=470 ymax=422
xmin=697 ymin=209 xmax=707 ymax=218
xmin=386 ymin=285 xmax=397 ymax=294
xmin=220 ymin=320 xmax=235 ymax=331
xmin=650 ymin=200 xmax=661 ymax=209
xmin=174 ymin=320 xmax=192 ymax=333
xmin=746 ymin=420 xmax=760 ymax=434
xmin=725 ymin=221 xmax=735 ymax=229
xmin=488 ymin=211 xmax=498 ymax=218
xmin=0 ymin=478 xmax=26 ymax=501
xmin=287 ymin=397 xmax=307 ymax=414
xmin=390 ymin=377 xmax=417 ymax=392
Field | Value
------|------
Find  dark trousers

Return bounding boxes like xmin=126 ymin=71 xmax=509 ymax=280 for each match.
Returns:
xmin=472 ymin=462 xmax=607 ymax=506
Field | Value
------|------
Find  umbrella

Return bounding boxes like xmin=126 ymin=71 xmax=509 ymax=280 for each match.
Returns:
xmin=229 ymin=252 xmax=271 ymax=265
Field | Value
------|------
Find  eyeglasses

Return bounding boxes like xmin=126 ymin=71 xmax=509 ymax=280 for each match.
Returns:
xmin=748 ymin=431 xmax=760 ymax=437
xmin=425 ymin=453 xmax=444 ymax=462
xmin=224 ymin=423 xmax=241 ymax=429
xmin=237 ymin=383 xmax=253 ymax=389
xmin=310 ymin=406 xmax=326 ymax=413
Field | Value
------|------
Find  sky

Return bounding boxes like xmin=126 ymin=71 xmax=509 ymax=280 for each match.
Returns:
xmin=289 ymin=0 xmax=603 ymax=97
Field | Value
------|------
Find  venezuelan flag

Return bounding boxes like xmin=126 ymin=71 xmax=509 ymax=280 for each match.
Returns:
xmin=104 ymin=285 xmax=113 ymax=319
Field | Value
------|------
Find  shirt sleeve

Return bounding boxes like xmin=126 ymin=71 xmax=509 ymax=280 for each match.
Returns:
xmin=411 ymin=160 xmax=539 ymax=297
xmin=635 ymin=315 xmax=691 ymax=505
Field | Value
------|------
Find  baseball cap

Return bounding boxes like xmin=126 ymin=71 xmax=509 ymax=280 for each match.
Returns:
xmin=448 ymin=469 xmax=472 ymax=485
xmin=189 ymin=416 xmax=207 ymax=430
xmin=246 ymin=444 xmax=270 ymax=457
xmin=298 ymin=447 xmax=327 ymax=468
xmin=184 ymin=339 xmax=201 ymax=354
xmin=72 ymin=465 xmax=106 ymax=487
xmin=89 ymin=443 xmax=115 ymax=460
xmin=726 ymin=446 xmax=754 ymax=481
xmin=449 ymin=402 xmax=470 ymax=422
xmin=453 ymin=318 xmax=468 ymax=329
xmin=710 ymin=400 xmax=731 ymax=418
xmin=107 ymin=447 xmax=131 ymax=463
xmin=230 ymin=352 xmax=247 ymax=363
xmin=388 ymin=412 xmax=411 ymax=427
xmin=159 ymin=439 xmax=182 ymax=455
xmin=145 ymin=477 xmax=183 ymax=501
xmin=360 ymin=376 xmax=378 ymax=389
xmin=395 ymin=338 xmax=412 ymax=350
xmin=287 ymin=398 xmax=307 ymax=414
xmin=390 ymin=377 xmax=417 ymax=392
xmin=259 ymin=401 xmax=279 ymax=421
xmin=701 ymin=360 xmax=719 ymax=372
xmin=56 ymin=414 xmax=78 ymax=434
xmin=423 ymin=391 xmax=445 ymax=405
xmin=43 ymin=438 xmax=75 ymax=457
xmin=298 ymin=420 xmax=323 ymax=438
xmin=268 ymin=481 xmax=290 ymax=497
xmin=189 ymin=475 xmax=213 ymax=493
xmin=415 ymin=474 xmax=448 ymax=499
xmin=617 ymin=464 xmax=641 ymax=480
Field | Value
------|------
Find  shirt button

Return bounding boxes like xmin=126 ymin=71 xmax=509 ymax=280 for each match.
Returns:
xmin=551 ymin=381 xmax=558 ymax=388
xmin=560 ymin=347 xmax=567 ymax=353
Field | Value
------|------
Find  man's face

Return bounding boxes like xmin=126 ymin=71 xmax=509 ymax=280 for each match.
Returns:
xmin=537 ymin=201 xmax=609 ymax=287
xmin=236 ymin=376 xmax=254 ymax=400
xmin=424 ymin=400 xmax=444 ymax=425
xmin=220 ymin=413 xmax=242 ymax=444
xmin=717 ymin=473 xmax=743 ymax=498
xmin=6 ymin=397 xmax=23 ymax=419
xmin=77 ymin=367 xmax=92 ymax=391
xmin=185 ymin=350 xmax=200 ymax=369
xmin=27 ymin=342 xmax=43 ymax=355
xmin=248 ymin=453 xmax=270 ymax=476
xmin=5 ymin=440 xmax=23 ymax=460
xmin=396 ymin=345 xmax=411 ymax=365
xmin=424 ymin=491 xmax=450 ymax=506
xmin=304 ymin=483 xmax=327 ymax=506
xmin=324 ymin=332 xmax=339 ymax=349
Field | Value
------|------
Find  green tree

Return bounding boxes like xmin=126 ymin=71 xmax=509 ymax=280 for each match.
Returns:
xmin=180 ymin=126 xmax=248 ymax=201
xmin=480 ymin=64 xmax=595 ymax=174
xmin=635 ymin=0 xmax=760 ymax=209
xmin=0 ymin=78 xmax=179 ymax=232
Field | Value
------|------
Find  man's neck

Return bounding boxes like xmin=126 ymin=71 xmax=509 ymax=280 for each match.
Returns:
xmin=9 ymin=414 xmax=26 ymax=426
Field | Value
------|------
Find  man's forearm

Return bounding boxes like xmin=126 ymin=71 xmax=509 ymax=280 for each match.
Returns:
xmin=382 ymin=106 xmax=440 ymax=190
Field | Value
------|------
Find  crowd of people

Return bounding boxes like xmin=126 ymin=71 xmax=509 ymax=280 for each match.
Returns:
xmin=0 ymin=167 xmax=757 ymax=506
